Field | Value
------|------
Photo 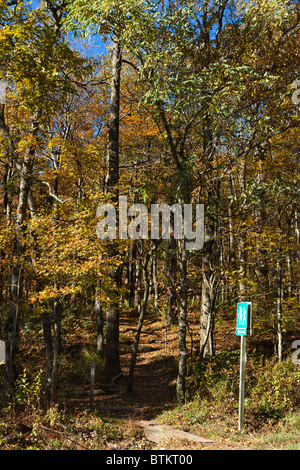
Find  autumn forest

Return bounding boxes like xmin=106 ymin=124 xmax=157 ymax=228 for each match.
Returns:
xmin=0 ymin=0 xmax=299 ymax=451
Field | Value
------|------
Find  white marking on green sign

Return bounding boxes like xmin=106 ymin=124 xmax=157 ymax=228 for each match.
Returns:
xmin=236 ymin=302 xmax=251 ymax=336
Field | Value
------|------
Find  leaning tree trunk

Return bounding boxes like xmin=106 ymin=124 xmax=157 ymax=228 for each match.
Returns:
xmin=152 ymin=248 xmax=159 ymax=315
xmin=127 ymin=246 xmax=153 ymax=393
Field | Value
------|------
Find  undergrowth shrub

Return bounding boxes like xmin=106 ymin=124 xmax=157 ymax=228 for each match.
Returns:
xmin=58 ymin=347 xmax=104 ymax=389
xmin=14 ymin=367 xmax=47 ymax=410
xmin=187 ymin=351 xmax=240 ymax=410
xmin=246 ymin=358 xmax=300 ymax=426
xmin=187 ymin=353 xmax=300 ymax=427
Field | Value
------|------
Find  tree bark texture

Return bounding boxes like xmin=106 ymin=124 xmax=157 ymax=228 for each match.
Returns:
xmin=104 ymin=36 xmax=123 ymax=380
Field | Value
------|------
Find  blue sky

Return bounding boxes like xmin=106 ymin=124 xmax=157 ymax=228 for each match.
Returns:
xmin=28 ymin=0 xmax=108 ymax=58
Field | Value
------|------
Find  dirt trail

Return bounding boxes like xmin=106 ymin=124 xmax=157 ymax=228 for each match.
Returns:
xmin=90 ymin=318 xmax=179 ymax=420
xmin=67 ymin=317 xmax=251 ymax=450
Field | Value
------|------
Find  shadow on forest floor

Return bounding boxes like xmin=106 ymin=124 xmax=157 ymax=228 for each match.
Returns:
xmin=61 ymin=317 xmax=180 ymax=421
xmin=63 ymin=354 xmax=178 ymax=421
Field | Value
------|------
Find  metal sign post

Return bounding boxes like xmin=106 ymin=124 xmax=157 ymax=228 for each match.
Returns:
xmin=236 ymin=302 xmax=252 ymax=432
xmin=90 ymin=361 xmax=96 ymax=412
xmin=238 ymin=335 xmax=246 ymax=432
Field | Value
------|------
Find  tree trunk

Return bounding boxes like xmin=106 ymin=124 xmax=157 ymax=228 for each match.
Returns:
xmin=41 ymin=311 xmax=53 ymax=400
xmin=105 ymin=37 xmax=121 ymax=193
xmin=105 ymin=299 xmax=122 ymax=380
xmin=50 ymin=298 xmax=62 ymax=401
xmin=103 ymin=36 xmax=123 ymax=381
xmin=3 ymin=162 xmax=13 ymax=222
xmin=167 ymin=235 xmax=177 ymax=325
xmin=7 ymin=155 xmax=35 ymax=383
xmin=127 ymin=249 xmax=152 ymax=393
xmin=152 ymin=247 xmax=159 ymax=315
xmin=199 ymin=247 xmax=216 ymax=359
xmin=176 ymin=239 xmax=188 ymax=403
xmin=96 ymin=286 xmax=104 ymax=357
xmin=238 ymin=236 xmax=247 ymax=300
xmin=129 ymin=242 xmax=137 ymax=308
xmin=276 ymin=257 xmax=283 ymax=362
xmin=134 ymin=255 xmax=142 ymax=314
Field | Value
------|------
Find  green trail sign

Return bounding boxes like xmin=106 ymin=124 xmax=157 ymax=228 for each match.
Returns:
xmin=236 ymin=302 xmax=252 ymax=336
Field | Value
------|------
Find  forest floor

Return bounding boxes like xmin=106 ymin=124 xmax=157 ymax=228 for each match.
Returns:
xmin=1 ymin=312 xmax=299 ymax=450
xmin=58 ymin=315 xmax=254 ymax=450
